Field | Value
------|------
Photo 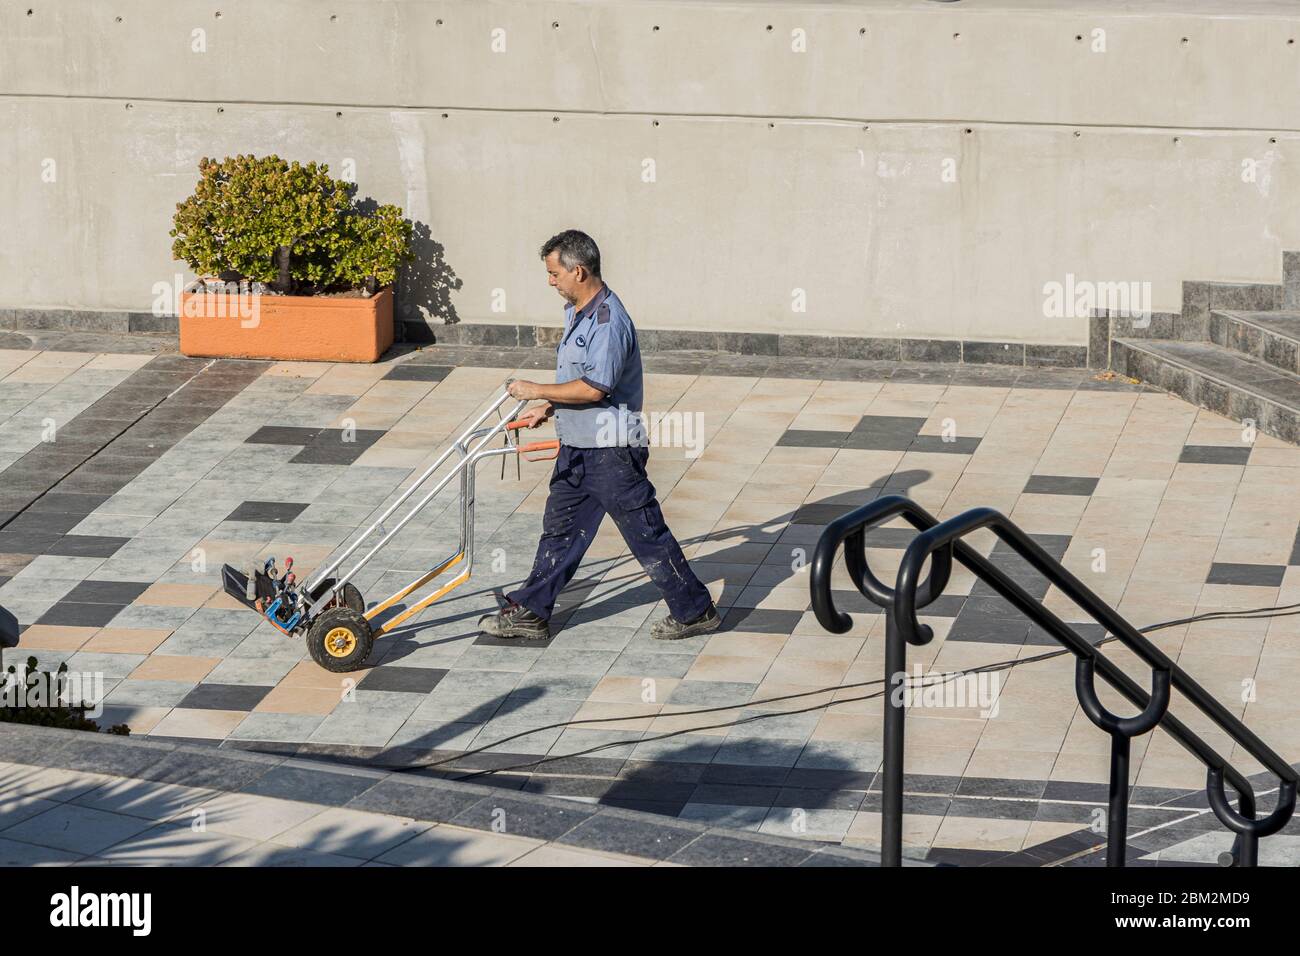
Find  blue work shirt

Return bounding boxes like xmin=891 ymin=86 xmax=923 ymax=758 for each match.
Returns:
xmin=553 ymin=284 xmax=646 ymax=448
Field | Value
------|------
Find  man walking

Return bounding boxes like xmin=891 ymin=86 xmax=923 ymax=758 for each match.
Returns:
xmin=479 ymin=230 xmax=721 ymax=641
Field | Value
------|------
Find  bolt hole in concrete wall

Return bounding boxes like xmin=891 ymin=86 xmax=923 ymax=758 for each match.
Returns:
xmin=3 ymin=0 xmax=1300 ymax=345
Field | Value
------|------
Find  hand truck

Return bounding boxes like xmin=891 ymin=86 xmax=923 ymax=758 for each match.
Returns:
xmin=221 ymin=386 xmax=560 ymax=672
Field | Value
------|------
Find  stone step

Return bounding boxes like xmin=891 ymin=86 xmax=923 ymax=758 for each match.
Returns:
xmin=1210 ymin=310 xmax=1300 ymax=376
xmin=1112 ymin=338 xmax=1299 ymax=445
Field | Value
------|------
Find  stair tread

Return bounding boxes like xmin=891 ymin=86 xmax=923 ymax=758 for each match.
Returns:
xmin=1217 ymin=310 xmax=1300 ymax=343
xmin=1116 ymin=338 xmax=1300 ymax=409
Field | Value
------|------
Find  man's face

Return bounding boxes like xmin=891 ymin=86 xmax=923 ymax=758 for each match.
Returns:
xmin=544 ymin=251 xmax=582 ymax=305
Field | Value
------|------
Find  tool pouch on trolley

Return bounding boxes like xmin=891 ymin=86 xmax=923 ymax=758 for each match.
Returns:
xmin=224 ymin=564 xmax=275 ymax=604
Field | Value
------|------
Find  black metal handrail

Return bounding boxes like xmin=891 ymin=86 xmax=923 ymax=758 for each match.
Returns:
xmin=810 ymin=495 xmax=1298 ymax=867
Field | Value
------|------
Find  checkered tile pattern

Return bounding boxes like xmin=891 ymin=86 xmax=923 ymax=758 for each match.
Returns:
xmin=3 ymin=342 xmax=1300 ymax=864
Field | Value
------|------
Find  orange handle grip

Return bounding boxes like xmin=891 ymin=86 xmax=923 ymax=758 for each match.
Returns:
xmin=505 ymin=419 xmax=529 ymax=430
xmin=519 ymin=439 xmax=561 ymax=461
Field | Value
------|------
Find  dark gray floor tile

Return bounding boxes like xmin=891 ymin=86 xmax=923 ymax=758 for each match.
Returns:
xmin=1179 ymin=444 xmax=1251 ymax=465
xmin=290 ymin=429 xmax=386 ymax=465
xmin=556 ymin=809 xmax=706 ymax=860
xmin=345 ymin=778 xmax=487 ymax=822
xmin=720 ymin=607 xmax=804 ymax=634
xmin=46 ymin=535 xmax=130 ymax=558
xmin=385 ymin=364 xmax=452 ymax=382
xmin=63 ymin=580 xmax=151 ymax=605
xmin=689 ymin=782 xmax=781 ymax=807
xmin=1 ymin=511 xmax=84 ymax=534
xmin=908 ymin=435 xmax=982 ymax=454
xmin=179 ymin=683 xmax=272 ymax=711
xmin=947 ymin=796 xmax=1038 ymax=820
xmin=1025 ymin=621 xmax=1106 ymax=646
xmin=360 ymin=666 xmax=448 ymax=694
xmin=239 ymin=764 xmax=379 ymax=805
xmin=992 ymin=532 xmax=1072 ymax=560
xmin=1023 ymin=475 xmax=1100 ymax=496
xmin=773 ymin=786 xmax=866 ymax=811
xmin=667 ymin=832 xmax=814 ymax=867
xmin=245 ymin=426 xmax=321 ymax=445
xmin=700 ymin=763 xmax=790 ymax=787
xmin=947 ymin=609 xmax=1030 ymax=644
xmin=776 ymin=429 xmax=848 ymax=449
xmin=449 ymin=793 xmax=595 ymax=839
xmin=1205 ymin=562 xmax=1287 ymax=587
xmin=956 ymin=776 xmax=1047 ymax=799
xmin=0 ymin=530 xmax=62 ymax=554
xmin=34 ymin=601 xmax=124 ymax=628
xmin=226 ymin=501 xmax=310 ymax=523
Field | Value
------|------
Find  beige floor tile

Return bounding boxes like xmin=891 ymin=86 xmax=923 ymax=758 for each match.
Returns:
xmin=932 ymin=815 xmax=1032 ymax=851
xmin=376 ymin=824 xmax=543 ymax=866
xmin=135 ymin=583 xmax=218 ymax=607
xmin=775 ymin=633 xmax=862 ymax=662
xmin=83 ymin=628 xmax=172 ymax=654
xmin=845 ymin=811 xmax=943 ymax=851
xmin=964 ymin=748 xmax=1060 ymax=781
xmin=279 ymin=660 xmax=351 ymax=690
xmin=1023 ymin=820 xmax=1089 ymax=850
xmin=510 ymin=844 xmax=652 ymax=866
xmin=16 ymin=625 xmax=98 ymax=651
xmin=812 ymin=711 xmax=881 ymax=741
xmin=762 ymin=656 xmax=851 ymax=686
xmin=198 ymin=793 xmax=327 ymax=841
xmin=700 ymin=632 xmax=787 ymax=659
xmin=129 ymin=655 xmax=220 ymax=682
xmin=902 ymin=745 xmax=973 ymax=776
xmin=570 ymin=700 xmax=661 ymax=731
xmin=254 ymin=685 xmax=343 ymax=715
xmin=684 ymin=654 xmax=772 ymax=683
xmin=149 ymin=708 xmax=248 ymax=739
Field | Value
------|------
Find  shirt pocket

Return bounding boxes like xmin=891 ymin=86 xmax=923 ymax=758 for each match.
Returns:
xmin=557 ymin=337 xmax=588 ymax=375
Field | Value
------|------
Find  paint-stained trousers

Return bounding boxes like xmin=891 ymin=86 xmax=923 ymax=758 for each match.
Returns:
xmin=508 ymin=444 xmax=714 ymax=623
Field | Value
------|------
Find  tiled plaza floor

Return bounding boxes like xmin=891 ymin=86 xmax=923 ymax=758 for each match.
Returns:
xmin=2 ymin=337 xmax=1299 ymax=866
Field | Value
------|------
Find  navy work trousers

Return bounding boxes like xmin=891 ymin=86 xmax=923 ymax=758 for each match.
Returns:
xmin=507 ymin=444 xmax=713 ymax=623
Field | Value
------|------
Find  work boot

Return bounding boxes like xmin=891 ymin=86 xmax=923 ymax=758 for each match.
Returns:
xmin=650 ymin=605 xmax=721 ymax=641
xmin=478 ymin=600 xmax=550 ymax=640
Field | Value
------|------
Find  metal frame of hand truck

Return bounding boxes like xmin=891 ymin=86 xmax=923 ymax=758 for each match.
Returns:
xmin=280 ymin=386 xmax=558 ymax=668
xmin=308 ymin=389 xmax=557 ymax=628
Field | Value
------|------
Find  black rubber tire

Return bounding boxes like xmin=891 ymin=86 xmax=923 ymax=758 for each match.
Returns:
xmin=340 ymin=582 xmax=365 ymax=614
xmin=306 ymin=607 xmax=374 ymax=672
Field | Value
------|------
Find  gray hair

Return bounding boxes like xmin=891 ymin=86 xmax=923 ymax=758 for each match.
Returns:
xmin=540 ymin=229 xmax=601 ymax=278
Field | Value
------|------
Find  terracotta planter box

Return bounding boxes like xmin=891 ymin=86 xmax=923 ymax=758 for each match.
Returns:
xmin=179 ymin=287 xmax=394 ymax=363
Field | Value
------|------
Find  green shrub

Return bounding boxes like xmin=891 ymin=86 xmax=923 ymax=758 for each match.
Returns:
xmin=1 ymin=656 xmax=129 ymax=735
xmin=170 ymin=154 xmax=414 ymax=295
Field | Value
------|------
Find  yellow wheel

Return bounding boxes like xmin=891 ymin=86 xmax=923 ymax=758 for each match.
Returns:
xmin=307 ymin=608 xmax=374 ymax=672
xmin=322 ymin=626 xmax=357 ymax=658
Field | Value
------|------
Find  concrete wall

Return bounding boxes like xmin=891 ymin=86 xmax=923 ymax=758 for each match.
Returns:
xmin=3 ymin=0 xmax=1300 ymax=345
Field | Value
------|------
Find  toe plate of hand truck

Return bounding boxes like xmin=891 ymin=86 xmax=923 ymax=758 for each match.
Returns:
xmin=221 ymin=564 xmax=357 ymax=634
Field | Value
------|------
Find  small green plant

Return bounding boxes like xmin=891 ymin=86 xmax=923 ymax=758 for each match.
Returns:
xmin=1 ymin=656 xmax=129 ymax=735
xmin=170 ymin=154 xmax=414 ymax=295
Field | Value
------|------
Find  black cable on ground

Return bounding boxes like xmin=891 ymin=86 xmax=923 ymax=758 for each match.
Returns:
xmin=380 ymin=600 xmax=1300 ymax=781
